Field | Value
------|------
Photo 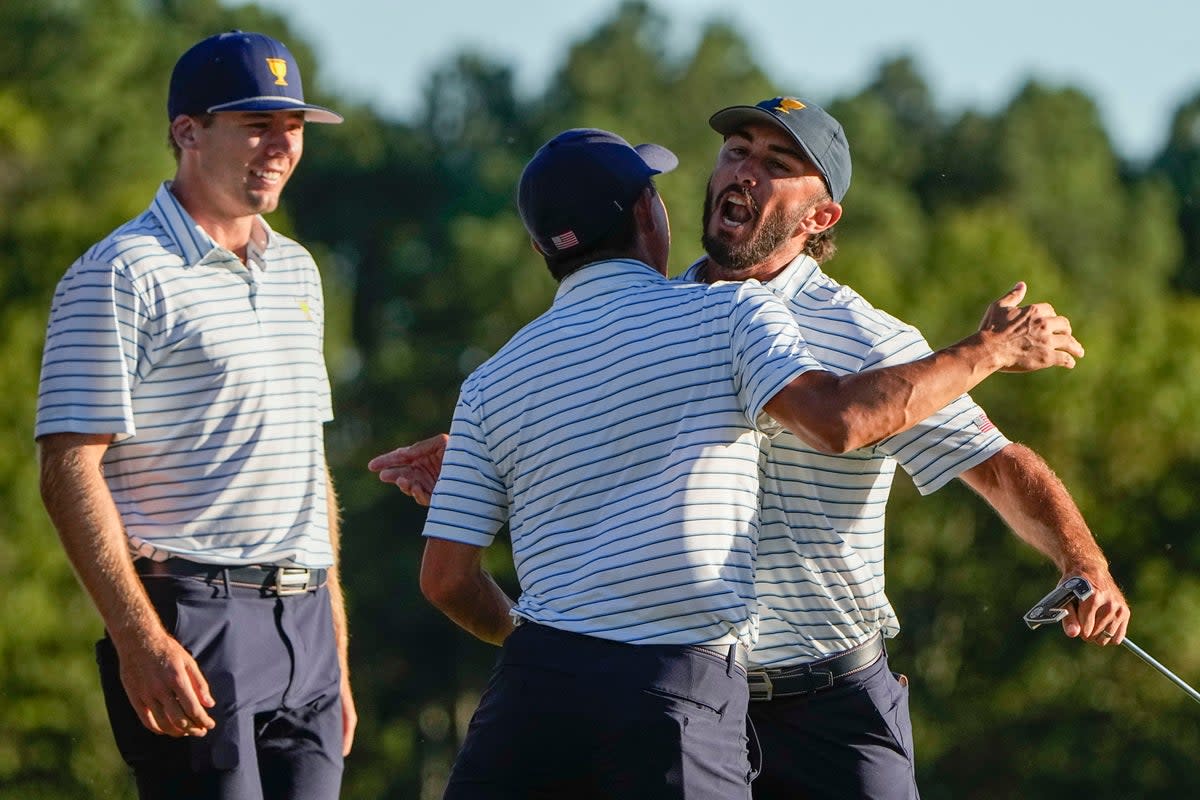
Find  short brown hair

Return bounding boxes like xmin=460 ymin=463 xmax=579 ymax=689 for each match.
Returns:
xmin=803 ymin=226 xmax=837 ymax=264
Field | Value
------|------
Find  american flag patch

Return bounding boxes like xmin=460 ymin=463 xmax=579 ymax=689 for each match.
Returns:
xmin=975 ymin=414 xmax=996 ymax=434
xmin=551 ymin=230 xmax=580 ymax=250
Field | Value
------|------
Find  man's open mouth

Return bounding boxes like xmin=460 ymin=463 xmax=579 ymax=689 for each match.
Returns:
xmin=720 ymin=191 xmax=755 ymax=229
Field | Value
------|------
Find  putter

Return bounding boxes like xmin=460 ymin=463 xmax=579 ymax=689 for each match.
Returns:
xmin=1024 ymin=576 xmax=1200 ymax=705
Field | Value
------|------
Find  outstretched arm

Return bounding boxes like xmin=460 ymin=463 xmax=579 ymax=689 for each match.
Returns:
xmin=765 ymin=282 xmax=1084 ymax=453
xmin=373 ymin=286 xmax=1081 ymax=499
xmin=959 ymin=442 xmax=1130 ymax=645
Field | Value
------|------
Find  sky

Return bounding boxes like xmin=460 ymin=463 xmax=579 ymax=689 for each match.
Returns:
xmin=244 ymin=0 xmax=1200 ymax=164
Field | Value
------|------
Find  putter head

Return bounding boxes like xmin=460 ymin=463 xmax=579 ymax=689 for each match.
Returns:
xmin=1023 ymin=576 xmax=1094 ymax=630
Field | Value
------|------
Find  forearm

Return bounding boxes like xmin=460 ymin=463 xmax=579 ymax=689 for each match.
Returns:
xmin=767 ymin=332 xmax=1003 ymax=453
xmin=420 ymin=539 xmax=516 ymax=646
xmin=960 ymin=443 xmax=1108 ymax=573
xmin=766 ymin=283 xmax=1081 ymax=453
xmin=835 ymin=332 xmax=1004 ymax=450
xmin=37 ymin=435 xmax=164 ymax=648
xmin=427 ymin=575 xmax=516 ymax=646
xmin=961 ymin=442 xmax=1131 ymax=643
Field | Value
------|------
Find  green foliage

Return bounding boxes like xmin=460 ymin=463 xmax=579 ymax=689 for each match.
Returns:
xmin=5 ymin=1 xmax=1200 ymax=798
xmin=1154 ymin=91 xmax=1200 ymax=292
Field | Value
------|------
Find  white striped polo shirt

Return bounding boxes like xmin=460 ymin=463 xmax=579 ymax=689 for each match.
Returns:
xmin=35 ymin=182 xmax=335 ymax=567
xmin=422 ymin=259 xmax=822 ymax=648
xmin=687 ymin=255 xmax=1009 ymax=666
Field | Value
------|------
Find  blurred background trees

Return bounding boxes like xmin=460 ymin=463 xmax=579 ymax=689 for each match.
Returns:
xmin=3 ymin=0 xmax=1199 ymax=797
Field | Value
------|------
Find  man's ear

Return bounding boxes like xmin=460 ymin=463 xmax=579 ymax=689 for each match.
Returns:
xmin=170 ymin=115 xmax=201 ymax=152
xmin=632 ymin=186 xmax=658 ymax=230
xmin=797 ymin=199 xmax=843 ymax=236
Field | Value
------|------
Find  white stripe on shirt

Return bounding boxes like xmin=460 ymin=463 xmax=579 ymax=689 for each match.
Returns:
xmin=36 ymin=182 xmax=335 ymax=567
xmin=422 ymin=259 xmax=822 ymax=648
xmin=684 ymin=255 xmax=1009 ymax=666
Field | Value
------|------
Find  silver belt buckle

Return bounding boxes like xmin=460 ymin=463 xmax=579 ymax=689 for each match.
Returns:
xmin=273 ymin=567 xmax=311 ymax=596
xmin=747 ymin=669 xmax=774 ymax=701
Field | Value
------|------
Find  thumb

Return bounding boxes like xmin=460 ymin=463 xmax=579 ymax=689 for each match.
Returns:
xmin=997 ymin=281 xmax=1027 ymax=308
xmin=1061 ymin=608 xmax=1082 ymax=639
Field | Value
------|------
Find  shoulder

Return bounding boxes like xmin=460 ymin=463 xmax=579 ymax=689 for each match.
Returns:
xmin=785 ymin=274 xmax=924 ymax=346
xmin=62 ymin=210 xmax=175 ymax=288
xmin=725 ymin=279 xmax=793 ymax=320
xmin=699 ymin=277 xmax=777 ymax=305
xmin=269 ymin=230 xmax=317 ymax=259
xmin=462 ymin=306 xmax=556 ymax=389
xmin=267 ymin=231 xmax=323 ymax=276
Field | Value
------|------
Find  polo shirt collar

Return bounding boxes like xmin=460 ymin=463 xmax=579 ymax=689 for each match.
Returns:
xmin=764 ymin=253 xmax=822 ymax=295
xmin=148 ymin=182 xmax=277 ymax=267
xmin=679 ymin=252 xmax=822 ymax=291
xmin=554 ymin=258 xmax=665 ymax=303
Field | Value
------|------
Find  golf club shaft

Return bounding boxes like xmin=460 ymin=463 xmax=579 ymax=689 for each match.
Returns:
xmin=1123 ymin=638 xmax=1200 ymax=705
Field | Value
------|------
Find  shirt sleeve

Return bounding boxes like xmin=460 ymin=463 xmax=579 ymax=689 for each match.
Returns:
xmin=726 ymin=282 xmax=823 ymax=436
xmin=421 ymin=383 xmax=510 ymax=547
xmin=869 ymin=323 xmax=1011 ymax=494
xmin=35 ymin=259 xmax=150 ymax=440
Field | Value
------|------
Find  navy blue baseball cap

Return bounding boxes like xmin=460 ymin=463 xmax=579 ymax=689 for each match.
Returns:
xmin=518 ymin=128 xmax=678 ymax=255
xmin=168 ymin=31 xmax=342 ymax=124
xmin=709 ymin=96 xmax=851 ymax=202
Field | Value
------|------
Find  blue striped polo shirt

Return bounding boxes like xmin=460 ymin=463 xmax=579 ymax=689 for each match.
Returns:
xmin=422 ymin=259 xmax=822 ymax=648
xmin=687 ymin=255 xmax=1010 ymax=666
xmin=35 ymin=182 xmax=335 ymax=567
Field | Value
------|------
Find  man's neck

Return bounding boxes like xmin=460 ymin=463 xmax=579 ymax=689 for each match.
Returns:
xmin=169 ymin=180 xmax=263 ymax=263
xmin=700 ymin=253 xmax=796 ymax=285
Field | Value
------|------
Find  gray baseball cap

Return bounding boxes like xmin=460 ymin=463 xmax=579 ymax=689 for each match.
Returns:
xmin=709 ymin=96 xmax=851 ymax=202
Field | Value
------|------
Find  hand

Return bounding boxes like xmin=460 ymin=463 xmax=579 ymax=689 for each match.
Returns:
xmin=340 ymin=675 xmax=358 ymax=756
xmin=115 ymin=630 xmax=216 ymax=737
xmin=367 ymin=434 xmax=449 ymax=507
xmin=1058 ymin=567 xmax=1130 ymax=646
xmin=978 ymin=282 xmax=1085 ymax=372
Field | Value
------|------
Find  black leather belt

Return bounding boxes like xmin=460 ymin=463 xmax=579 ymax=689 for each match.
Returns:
xmin=747 ymin=634 xmax=885 ymax=701
xmin=512 ymin=618 xmax=750 ymax=672
xmin=135 ymin=558 xmax=327 ymax=596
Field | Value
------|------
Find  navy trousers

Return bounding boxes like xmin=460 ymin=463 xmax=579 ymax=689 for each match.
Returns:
xmin=445 ymin=622 xmax=755 ymax=800
xmin=96 ymin=574 xmax=344 ymax=800
xmin=749 ymin=651 xmax=918 ymax=800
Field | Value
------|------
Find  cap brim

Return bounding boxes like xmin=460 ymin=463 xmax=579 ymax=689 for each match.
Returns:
xmin=635 ymin=142 xmax=678 ymax=176
xmin=207 ymin=97 xmax=344 ymax=124
xmin=708 ymin=105 xmax=783 ymax=137
xmin=710 ymin=104 xmax=828 ymax=182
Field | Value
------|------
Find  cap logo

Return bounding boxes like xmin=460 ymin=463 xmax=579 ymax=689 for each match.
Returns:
xmin=774 ymin=97 xmax=806 ymax=114
xmin=265 ymin=57 xmax=289 ymax=86
xmin=550 ymin=231 xmax=580 ymax=250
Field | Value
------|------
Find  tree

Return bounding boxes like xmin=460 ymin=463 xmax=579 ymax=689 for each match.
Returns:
xmin=6 ymin=0 xmax=1200 ymax=797
xmin=1154 ymin=91 xmax=1200 ymax=292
